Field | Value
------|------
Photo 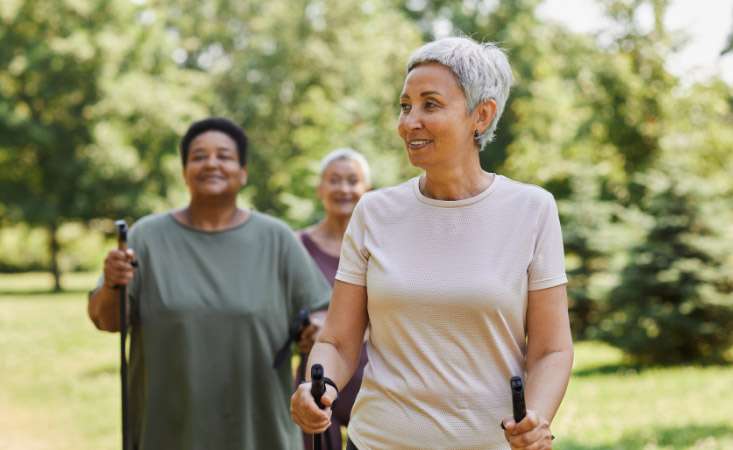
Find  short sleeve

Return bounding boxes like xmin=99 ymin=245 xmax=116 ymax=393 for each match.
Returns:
xmin=528 ymin=193 xmax=568 ymax=291
xmin=280 ymin=230 xmax=331 ymax=312
xmin=335 ymin=199 xmax=369 ymax=286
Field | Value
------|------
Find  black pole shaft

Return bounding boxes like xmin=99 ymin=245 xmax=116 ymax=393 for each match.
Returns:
xmin=116 ymin=220 xmax=130 ymax=450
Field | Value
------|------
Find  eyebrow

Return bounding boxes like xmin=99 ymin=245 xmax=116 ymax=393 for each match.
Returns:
xmin=400 ymin=90 xmax=443 ymax=99
xmin=191 ymin=146 xmax=235 ymax=153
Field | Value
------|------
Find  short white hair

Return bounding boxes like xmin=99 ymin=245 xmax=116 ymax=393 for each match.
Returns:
xmin=319 ymin=148 xmax=371 ymax=186
xmin=407 ymin=36 xmax=513 ymax=150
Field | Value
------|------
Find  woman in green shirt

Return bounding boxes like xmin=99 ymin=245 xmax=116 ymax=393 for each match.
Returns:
xmin=88 ymin=117 xmax=329 ymax=450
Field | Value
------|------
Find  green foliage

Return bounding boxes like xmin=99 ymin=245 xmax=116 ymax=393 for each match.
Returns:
xmin=0 ymin=0 xmax=732 ymax=364
xmin=598 ymin=170 xmax=733 ymax=364
xmin=0 ymin=0 xmax=207 ymax=288
xmin=160 ymin=0 xmax=422 ymax=225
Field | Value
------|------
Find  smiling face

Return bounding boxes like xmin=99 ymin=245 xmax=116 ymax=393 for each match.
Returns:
xmin=318 ymin=158 xmax=369 ymax=220
xmin=398 ymin=62 xmax=495 ymax=171
xmin=183 ymin=130 xmax=247 ymax=199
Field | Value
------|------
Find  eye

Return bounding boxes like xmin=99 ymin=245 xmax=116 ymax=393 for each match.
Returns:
xmin=425 ymin=100 xmax=439 ymax=110
xmin=399 ymin=103 xmax=411 ymax=113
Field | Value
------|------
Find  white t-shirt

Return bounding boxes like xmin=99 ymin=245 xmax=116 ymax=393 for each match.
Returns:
xmin=336 ymin=175 xmax=567 ymax=450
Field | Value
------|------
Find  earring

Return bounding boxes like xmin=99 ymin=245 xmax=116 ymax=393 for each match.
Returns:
xmin=473 ymin=130 xmax=480 ymax=141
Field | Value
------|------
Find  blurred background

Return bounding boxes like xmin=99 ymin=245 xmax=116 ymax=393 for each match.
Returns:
xmin=1 ymin=0 xmax=732 ymax=449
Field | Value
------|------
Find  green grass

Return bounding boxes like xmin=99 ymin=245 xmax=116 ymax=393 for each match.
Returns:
xmin=1 ymin=272 xmax=732 ymax=449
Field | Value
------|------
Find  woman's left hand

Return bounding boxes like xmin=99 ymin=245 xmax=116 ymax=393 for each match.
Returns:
xmin=501 ymin=409 xmax=553 ymax=450
xmin=297 ymin=323 xmax=320 ymax=354
xmin=298 ymin=310 xmax=327 ymax=354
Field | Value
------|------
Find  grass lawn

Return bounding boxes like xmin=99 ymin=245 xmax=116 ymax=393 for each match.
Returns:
xmin=1 ymin=272 xmax=732 ymax=449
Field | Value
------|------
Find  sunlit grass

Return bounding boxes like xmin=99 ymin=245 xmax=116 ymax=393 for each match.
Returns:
xmin=554 ymin=343 xmax=733 ymax=449
xmin=1 ymin=273 xmax=732 ymax=449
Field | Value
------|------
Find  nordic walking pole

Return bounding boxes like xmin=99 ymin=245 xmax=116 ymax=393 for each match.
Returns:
xmin=116 ymin=220 xmax=130 ymax=450
xmin=310 ymin=364 xmax=326 ymax=450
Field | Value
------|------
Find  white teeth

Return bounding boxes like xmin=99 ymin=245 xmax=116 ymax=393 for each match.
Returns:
xmin=409 ymin=140 xmax=430 ymax=147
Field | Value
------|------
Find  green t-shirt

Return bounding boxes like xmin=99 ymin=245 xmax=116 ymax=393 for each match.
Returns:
xmin=120 ymin=212 xmax=329 ymax=450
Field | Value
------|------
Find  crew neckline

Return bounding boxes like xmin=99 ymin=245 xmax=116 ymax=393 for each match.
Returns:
xmin=411 ymin=174 xmax=502 ymax=208
xmin=167 ymin=210 xmax=255 ymax=234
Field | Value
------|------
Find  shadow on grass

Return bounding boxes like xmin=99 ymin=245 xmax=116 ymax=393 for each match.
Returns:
xmin=559 ymin=423 xmax=733 ymax=450
xmin=572 ymin=362 xmax=646 ymax=377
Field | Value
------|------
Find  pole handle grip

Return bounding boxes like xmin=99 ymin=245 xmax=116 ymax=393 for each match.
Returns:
xmin=510 ymin=376 xmax=526 ymax=423
xmin=310 ymin=364 xmax=326 ymax=409
xmin=116 ymin=220 xmax=128 ymax=251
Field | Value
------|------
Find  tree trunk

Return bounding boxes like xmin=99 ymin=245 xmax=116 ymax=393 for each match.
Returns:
xmin=49 ymin=222 xmax=62 ymax=292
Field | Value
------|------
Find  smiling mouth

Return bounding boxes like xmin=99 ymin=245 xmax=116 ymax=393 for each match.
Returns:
xmin=407 ymin=139 xmax=432 ymax=150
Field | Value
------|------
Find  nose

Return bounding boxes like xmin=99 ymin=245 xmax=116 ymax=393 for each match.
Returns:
xmin=204 ymin=153 xmax=218 ymax=167
xmin=335 ymin=179 xmax=351 ymax=193
xmin=399 ymin=109 xmax=423 ymax=134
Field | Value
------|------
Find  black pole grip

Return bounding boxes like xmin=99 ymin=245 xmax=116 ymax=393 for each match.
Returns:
xmin=510 ymin=376 xmax=526 ymax=423
xmin=311 ymin=364 xmax=326 ymax=409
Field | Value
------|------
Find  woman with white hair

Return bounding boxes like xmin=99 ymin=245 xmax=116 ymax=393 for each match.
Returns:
xmin=294 ymin=148 xmax=371 ymax=450
xmin=291 ymin=37 xmax=573 ymax=450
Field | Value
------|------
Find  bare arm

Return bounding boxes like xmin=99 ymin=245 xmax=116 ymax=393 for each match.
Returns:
xmin=503 ymin=284 xmax=573 ymax=449
xmin=291 ymin=279 xmax=368 ymax=432
xmin=307 ymin=280 xmax=369 ymax=388
xmin=525 ymin=284 xmax=573 ymax=423
xmin=87 ymin=249 xmax=135 ymax=332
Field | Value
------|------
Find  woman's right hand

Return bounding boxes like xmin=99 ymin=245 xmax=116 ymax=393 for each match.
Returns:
xmin=103 ymin=248 xmax=136 ymax=289
xmin=290 ymin=381 xmax=337 ymax=433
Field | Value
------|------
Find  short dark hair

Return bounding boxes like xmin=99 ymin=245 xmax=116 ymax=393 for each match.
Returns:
xmin=180 ymin=117 xmax=248 ymax=167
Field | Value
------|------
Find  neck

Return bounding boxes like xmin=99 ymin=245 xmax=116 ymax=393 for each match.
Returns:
xmin=315 ymin=213 xmax=350 ymax=240
xmin=422 ymin=157 xmax=492 ymax=200
xmin=185 ymin=196 xmax=244 ymax=231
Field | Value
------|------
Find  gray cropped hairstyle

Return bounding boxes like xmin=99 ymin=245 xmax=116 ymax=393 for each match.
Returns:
xmin=407 ymin=37 xmax=513 ymax=151
xmin=319 ymin=148 xmax=371 ymax=186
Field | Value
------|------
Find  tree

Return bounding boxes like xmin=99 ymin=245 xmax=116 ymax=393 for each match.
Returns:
xmin=159 ymin=0 xmax=423 ymax=226
xmin=598 ymin=170 xmax=733 ymax=363
xmin=0 ymin=0 xmax=206 ymax=289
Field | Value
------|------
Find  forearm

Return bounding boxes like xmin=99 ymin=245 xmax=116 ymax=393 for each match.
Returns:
xmin=305 ymin=338 xmax=361 ymax=390
xmin=88 ymin=286 xmax=121 ymax=332
xmin=525 ymin=347 xmax=573 ymax=423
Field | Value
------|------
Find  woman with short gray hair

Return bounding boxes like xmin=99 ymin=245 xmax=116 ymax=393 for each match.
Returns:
xmin=294 ymin=148 xmax=371 ymax=450
xmin=292 ymin=37 xmax=573 ymax=450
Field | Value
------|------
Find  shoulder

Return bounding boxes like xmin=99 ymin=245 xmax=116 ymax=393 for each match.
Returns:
xmin=128 ymin=212 xmax=173 ymax=237
xmin=495 ymin=175 xmax=556 ymax=210
xmin=354 ymin=178 xmax=417 ymax=219
xmin=249 ymin=210 xmax=293 ymax=233
xmin=248 ymin=211 xmax=301 ymax=244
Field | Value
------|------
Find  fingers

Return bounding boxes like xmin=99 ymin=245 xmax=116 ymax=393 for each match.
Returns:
xmin=320 ymin=385 xmax=338 ymax=408
xmin=290 ymin=383 xmax=332 ymax=433
xmin=297 ymin=324 xmax=319 ymax=354
xmin=503 ymin=410 xmax=553 ymax=450
xmin=103 ymin=249 xmax=137 ymax=287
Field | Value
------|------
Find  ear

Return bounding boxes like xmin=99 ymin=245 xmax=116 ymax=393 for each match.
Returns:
xmin=474 ymin=99 xmax=497 ymax=135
